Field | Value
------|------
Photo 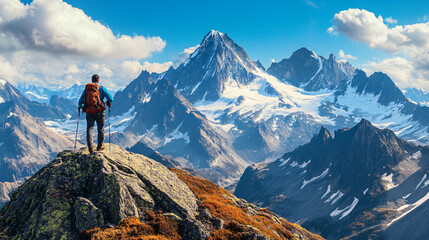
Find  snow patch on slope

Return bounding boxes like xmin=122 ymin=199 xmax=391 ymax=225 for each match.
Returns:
xmin=415 ymin=174 xmax=427 ymax=189
xmin=381 ymin=173 xmax=398 ymax=190
xmin=325 ymin=190 xmax=344 ymax=204
xmin=301 ymin=168 xmax=329 ymax=189
xmin=279 ymin=157 xmax=290 ymax=167
xmin=412 ymin=151 xmax=422 ymax=159
xmin=330 ymin=197 xmax=359 ymax=220
xmin=322 ymin=185 xmax=331 ymax=199
xmin=298 ymin=160 xmax=311 ymax=168
xmin=387 ymin=191 xmax=429 ymax=227
xmin=164 ymin=122 xmax=191 ymax=145
xmin=309 ymin=52 xmax=323 ymax=81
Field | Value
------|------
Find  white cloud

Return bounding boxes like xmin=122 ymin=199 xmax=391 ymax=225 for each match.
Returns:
xmin=0 ymin=0 xmax=26 ymax=23
xmin=121 ymin=61 xmax=144 ymax=78
xmin=99 ymin=65 xmax=113 ymax=78
xmin=338 ymin=49 xmax=357 ymax=60
xmin=327 ymin=27 xmax=337 ymax=36
xmin=0 ymin=0 xmax=172 ymax=90
xmin=174 ymin=45 xmax=200 ymax=67
xmin=142 ymin=61 xmax=173 ymax=74
xmin=362 ymin=57 xmax=413 ymax=87
xmin=385 ymin=17 xmax=398 ymax=24
xmin=271 ymin=58 xmax=276 ymax=63
xmin=362 ymin=57 xmax=429 ymax=90
xmin=122 ymin=59 xmax=172 ymax=75
xmin=0 ymin=0 xmax=165 ymax=60
xmin=331 ymin=8 xmax=429 ymax=90
xmin=65 ymin=64 xmax=80 ymax=74
xmin=330 ymin=8 xmax=429 ymax=55
xmin=0 ymin=55 xmax=19 ymax=81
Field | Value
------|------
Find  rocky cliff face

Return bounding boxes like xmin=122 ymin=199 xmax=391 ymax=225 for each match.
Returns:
xmin=0 ymin=144 xmax=322 ymax=240
xmin=127 ymin=79 xmax=248 ymax=187
xmin=0 ymin=101 xmax=73 ymax=198
xmin=235 ymin=120 xmax=429 ymax=239
xmin=267 ymin=48 xmax=354 ymax=91
xmin=163 ymin=30 xmax=259 ymax=103
xmin=0 ymin=79 xmax=68 ymax=120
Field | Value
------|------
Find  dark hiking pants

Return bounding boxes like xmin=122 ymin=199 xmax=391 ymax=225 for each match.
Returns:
xmin=86 ymin=113 xmax=105 ymax=148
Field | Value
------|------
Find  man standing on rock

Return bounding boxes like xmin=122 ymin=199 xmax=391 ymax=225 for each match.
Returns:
xmin=78 ymin=74 xmax=114 ymax=153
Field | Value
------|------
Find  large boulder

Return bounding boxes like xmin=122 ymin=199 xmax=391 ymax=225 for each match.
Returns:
xmin=0 ymin=144 xmax=198 ymax=239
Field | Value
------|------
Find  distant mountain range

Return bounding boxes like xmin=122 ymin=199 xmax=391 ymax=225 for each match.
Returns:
xmin=15 ymin=83 xmax=84 ymax=104
xmin=235 ymin=119 xmax=429 ymax=239
xmin=6 ymin=30 xmax=429 ymax=188
xmin=0 ymin=79 xmax=76 ymax=206
xmin=111 ymin=30 xmax=429 ymax=186
xmin=403 ymin=87 xmax=429 ymax=106
xmin=1 ymin=30 xmax=429 ymax=239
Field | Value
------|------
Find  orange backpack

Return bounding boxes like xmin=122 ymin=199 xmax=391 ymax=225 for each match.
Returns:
xmin=83 ymin=83 xmax=106 ymax=114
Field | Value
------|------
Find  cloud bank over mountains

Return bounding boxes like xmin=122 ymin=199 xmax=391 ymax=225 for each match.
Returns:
xmin=0 ymin=0 xmax=174 ymax=89
xmin=0 ymin=0 xmax=165 ymax=59
xmin=1 ymin=2 xmax=429 ymax=92
xmin=330 ymin=8 xmax=429 ymax=90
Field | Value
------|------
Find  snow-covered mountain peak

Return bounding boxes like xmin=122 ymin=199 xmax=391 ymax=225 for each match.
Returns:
xmin=203 ymin=30 xmax=224 ymax=41
xmin=163 ymin=30 xmax=259 ymax=103
xmin=268 ymin=48 xmax=355 ymax=91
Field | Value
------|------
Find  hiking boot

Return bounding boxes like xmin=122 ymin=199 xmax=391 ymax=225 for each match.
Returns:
xmin=97 ymin=144 xmax=105 ymax=151
xmin=88 ymin=146 xmax=94 ymax=154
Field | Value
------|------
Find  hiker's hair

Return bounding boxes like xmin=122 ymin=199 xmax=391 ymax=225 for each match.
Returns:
xmin=91 ymin=74 xmax=100 ymax=83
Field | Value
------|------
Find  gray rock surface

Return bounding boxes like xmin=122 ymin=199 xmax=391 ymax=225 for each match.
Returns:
xmin=0 ymin=144 xmax=198 ymax=239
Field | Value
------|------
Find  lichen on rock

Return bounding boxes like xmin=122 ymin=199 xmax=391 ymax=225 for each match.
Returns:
xmin=0 ymin=144 xmax=198 ymax=239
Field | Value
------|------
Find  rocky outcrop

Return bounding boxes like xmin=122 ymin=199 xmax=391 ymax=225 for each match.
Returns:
xmin=0 ymin=144 xmax=322 ymax=240
xmin=0 ymin=101 xmax=74 ymax=189
xmin=0 ymin=144 xmax=198 ymax=239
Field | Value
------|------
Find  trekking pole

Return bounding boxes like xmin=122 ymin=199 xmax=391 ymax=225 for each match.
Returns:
xmin=74 ymin=109 xmax=81 ymax=152
xmin=108 ymin=106 xmax=111 ymax=152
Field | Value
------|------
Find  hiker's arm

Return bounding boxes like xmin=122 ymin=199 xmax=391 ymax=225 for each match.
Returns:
xmin=78 ymin=90 xmax=85 ymax=109
xmin=102 ymin=87 xmax=114 ymax=104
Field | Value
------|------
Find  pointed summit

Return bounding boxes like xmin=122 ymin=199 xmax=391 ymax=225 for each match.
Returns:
xmin=317 ymin=126 xmax=332 ymax=142
xmin=268 ymin=48 xmax=355 ymax=91
xmin=201 ymin=30 xmax=225 ymax=43
xmin=112 ymin=70 xmax=158 ymax=115
xmin=356 ymin=118 xmax=372 ymax=128
xmin=290 ymin=47 xmax=314 ymax=58
xmin=349 ymin=70 xmax=407 ymax=106
xmin=163 ymin=30 xmax=258 ymax=103
xmin=267 ymin=47 xmax=321 ymax=87
xmin=255 ymin=60 xmax=266 ymax=71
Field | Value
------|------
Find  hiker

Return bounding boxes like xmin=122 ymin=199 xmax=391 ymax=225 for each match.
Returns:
xmin=78 ymin=74 xmax=114 ymax=153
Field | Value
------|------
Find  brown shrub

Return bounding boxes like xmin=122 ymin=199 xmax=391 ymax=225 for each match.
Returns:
xmin=171 ymin=168 xmax=324 ymax=240
xmin=81 ymin=212 xmax=181 ymax=240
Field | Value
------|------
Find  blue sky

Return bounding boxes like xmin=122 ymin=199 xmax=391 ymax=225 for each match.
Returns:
xmin=2 ymin=0 xmax=429 ymax=90
xmin=37 ymin=0 xmax=427 ymax=67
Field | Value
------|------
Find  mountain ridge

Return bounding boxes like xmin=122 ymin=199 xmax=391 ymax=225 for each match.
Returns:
xmin=235 ymin=119 xmax=429 ymax=239
xmin=0 ymin=144 xmax=323 ymax=240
